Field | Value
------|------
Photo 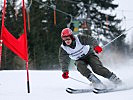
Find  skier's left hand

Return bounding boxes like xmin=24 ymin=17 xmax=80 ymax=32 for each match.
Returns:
xmin=94 ymin=46 xmax=103 ymax=54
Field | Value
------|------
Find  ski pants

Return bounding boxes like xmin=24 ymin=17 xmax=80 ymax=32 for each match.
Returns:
xmin=75 ymin=53 xmax=112 ymax=79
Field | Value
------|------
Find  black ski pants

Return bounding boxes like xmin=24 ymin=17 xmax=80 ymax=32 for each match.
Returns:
xmin=75 ymin=53 xmax=112 ymax=79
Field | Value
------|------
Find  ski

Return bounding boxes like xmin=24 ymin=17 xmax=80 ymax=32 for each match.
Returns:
xmin=66 ymin=88 xmax=94 ymax=94
xmin=93 ymin=87 xmax=133 ymax=94
xmin=66 ymin=88 xmax=113 ymax=94
xmin=66 ymin=87 xmax=132 ymax=94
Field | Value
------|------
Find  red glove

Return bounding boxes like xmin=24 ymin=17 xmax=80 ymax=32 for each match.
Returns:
xmin=94 ymin=46 xmax=103 ymax=54
xmin=62 ymin=71 xmax=69 ymax=79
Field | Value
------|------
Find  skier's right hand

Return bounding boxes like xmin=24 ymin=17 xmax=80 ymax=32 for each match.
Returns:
xmin=62 ymin=71 xmax=69 ymax=79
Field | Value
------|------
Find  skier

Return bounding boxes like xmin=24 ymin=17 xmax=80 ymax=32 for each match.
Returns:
xmin=59 ymin=28 xmax=122 ymax=89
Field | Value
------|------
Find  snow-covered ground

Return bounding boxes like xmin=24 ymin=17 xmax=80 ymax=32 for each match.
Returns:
xmin=0 ymin=60 xmax=133 ymax=100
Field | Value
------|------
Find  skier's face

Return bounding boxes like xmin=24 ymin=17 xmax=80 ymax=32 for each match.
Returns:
xmin=62 ymin=36 xmax=72 ymax=45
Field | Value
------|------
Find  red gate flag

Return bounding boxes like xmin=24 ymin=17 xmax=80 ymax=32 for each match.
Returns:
xmin=2 ymin=26 xmax=28 ymax=61
xmin=1 ymin=0 xmax=28 ymax=62
xmin=1 ymin=0 xmax=30 ymax=93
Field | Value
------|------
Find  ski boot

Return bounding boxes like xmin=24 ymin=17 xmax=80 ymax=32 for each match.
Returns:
xmin=88 ymin=73 xmax=106 ymax=90
xmin=109 ymin=73 xmax=122 ymax=85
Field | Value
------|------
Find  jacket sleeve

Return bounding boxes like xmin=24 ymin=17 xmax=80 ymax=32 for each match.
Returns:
xmin=59 ymin=46 xmax=70 ymax=72
xmin=78 ymin=35 xmax=99 ymax=49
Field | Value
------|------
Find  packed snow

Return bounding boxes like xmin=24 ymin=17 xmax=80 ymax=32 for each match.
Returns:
xmin=0 ymin=59 xmax=133 ymax=100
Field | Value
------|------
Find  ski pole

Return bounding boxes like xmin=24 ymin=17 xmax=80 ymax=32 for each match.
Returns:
xmin=102 ymin=26 xmax=133 ymax=49
xmin=69 ymin=76 xmax=90 ymax=86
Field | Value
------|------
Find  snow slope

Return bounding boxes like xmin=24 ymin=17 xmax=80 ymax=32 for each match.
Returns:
xmin=0 ymin=64 xmax=133 ymax=100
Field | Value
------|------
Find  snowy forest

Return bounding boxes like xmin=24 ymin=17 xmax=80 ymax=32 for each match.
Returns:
xmin=0 ymin=0 xmax=132 ymax=70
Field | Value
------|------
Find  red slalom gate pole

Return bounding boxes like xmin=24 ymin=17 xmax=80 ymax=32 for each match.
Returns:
xmin=0 ymin=40 xmax=3 ymax=69
xmin=0 ymin=0 xmax=6 ymax=69
xmin=22 ymin=0 xmax=30 ymax=93
xmin=26 ymin=61 xmax=30 ymax=93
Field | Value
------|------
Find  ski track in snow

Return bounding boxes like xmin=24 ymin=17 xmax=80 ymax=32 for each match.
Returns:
xmin=0 ymin=63 xmax=133 ymax=100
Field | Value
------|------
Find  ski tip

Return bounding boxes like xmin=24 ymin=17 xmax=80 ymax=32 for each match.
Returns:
xmin=66 ymin=88 xmax=74 ymax=94
xmin=93 ymin=88 xmax=113 ymax=94
xmin=66 ymin=89 xmax=72 ymax=94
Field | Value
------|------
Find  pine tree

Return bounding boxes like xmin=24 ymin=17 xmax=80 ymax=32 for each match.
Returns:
xmin=28 ymin=0 xmax=63 ymax=69
xmin=86 ymin=0 xmax=125 ymax=51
